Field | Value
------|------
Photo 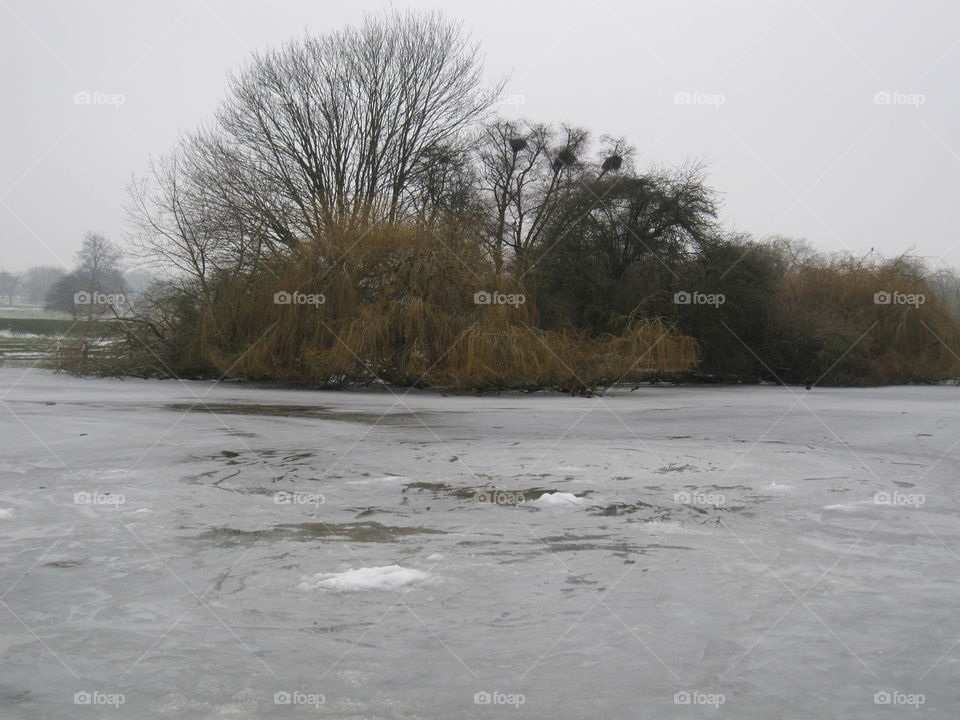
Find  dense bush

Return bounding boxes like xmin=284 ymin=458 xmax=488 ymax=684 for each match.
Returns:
xmin=764 ymin=253 xmax=960 ymax=385
xmin=187 ymin=221 xmax=696 ymax=393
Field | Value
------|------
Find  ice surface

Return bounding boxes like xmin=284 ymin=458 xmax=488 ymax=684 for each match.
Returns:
xmin=299 ymin=565 xmax=429 ymax=592
xmin=2 ymin=368 xmax=960 ymax=718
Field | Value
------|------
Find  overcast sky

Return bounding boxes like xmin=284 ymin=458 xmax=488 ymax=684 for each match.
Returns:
xmin=1 ymin=0 xmax=958 ymax=273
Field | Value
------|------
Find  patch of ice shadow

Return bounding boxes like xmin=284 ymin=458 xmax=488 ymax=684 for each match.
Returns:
xmin=655 ymin=463 xmax=696 ymax=473
xmin=299 ymin=565 xmax=428 ymax=592
xmin=198 ymin=521 xmax=445 ymax=545
xmin=165 ymin=402 xmax=433 ymax=426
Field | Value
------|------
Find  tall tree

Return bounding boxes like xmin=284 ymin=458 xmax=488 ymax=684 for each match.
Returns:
xmin=21 ymin=266 xmax=66 ymax=305
xmin=45 ymin=233 xmax=128 ymax=317
xmin=0 ymin=271 xmax=20 ymax=306
xmin=128 ymin=10 xmax=502 ymax=291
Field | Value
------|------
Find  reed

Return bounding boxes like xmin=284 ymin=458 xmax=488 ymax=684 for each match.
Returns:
xmin=198 ymin=220 xmax=698 ymax=391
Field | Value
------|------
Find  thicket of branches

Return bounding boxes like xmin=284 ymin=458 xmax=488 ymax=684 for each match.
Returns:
xmin=100 ymin=10 xmax=960 ymax=390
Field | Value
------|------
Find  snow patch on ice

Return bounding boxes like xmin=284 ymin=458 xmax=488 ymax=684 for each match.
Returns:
xmin=299 ymin=565 xmax=428 ymax=592
xmin=823 ymin=500 xmax=875 ymax=512
xmin=0 ymin=329 xmax=45 ymax=339
xmin=0 ymin=508 xmax=15 ymax=520
xmin=347 ymin=475 xmax=411 ymax=485
xmin=529 ymin=492 xmax=587 ymax=507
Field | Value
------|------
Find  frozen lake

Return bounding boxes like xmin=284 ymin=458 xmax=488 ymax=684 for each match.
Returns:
xmin=1 ymin=368 xmax=959 ymax=718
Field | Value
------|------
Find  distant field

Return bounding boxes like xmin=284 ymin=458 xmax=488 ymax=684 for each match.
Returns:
xmin=0 ymin=304 xmax=73 ymax=321
xmin=0 ymin=317 xmax=86 ymax=336
xmin=0 ymin=316 xmax=116 ymax=367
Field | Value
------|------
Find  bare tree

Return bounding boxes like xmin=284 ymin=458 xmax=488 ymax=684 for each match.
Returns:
xmin=128 ymin=140 xmax=236 ymax=300
xmin=214 ymin=10 xmax=500 ymax=236
xmin=0 ymin=271 xmax=21 ymax=306
xmin=128 ymin=10 xmax=501 ymax=289
xmin=45 ymin=233 xmax=128 ymax=316
xmin=21 ymin=266 xmax=66 ymax=305
xmin=75 ymin=232 xmax=125 ymax=283
xmin=477 ymin=120 xmax=594 ymax=268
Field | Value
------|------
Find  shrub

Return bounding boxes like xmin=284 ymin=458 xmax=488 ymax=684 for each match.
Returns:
xmin=194 ymin=220 xmax=697 ymax=392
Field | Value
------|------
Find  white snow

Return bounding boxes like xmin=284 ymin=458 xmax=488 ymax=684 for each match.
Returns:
xmin=299 ymin=565 xmax=428 ymax=592
xmin=346 ymin=475 xmax=411 ymax=485
xmin=0 ymin=508 xmax=14 ymax=520
xmin=529 ymin=491 xmax=587 ymax=507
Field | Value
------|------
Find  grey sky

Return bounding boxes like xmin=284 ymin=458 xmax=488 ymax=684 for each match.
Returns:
xmin=2 ymin=0 xmax=958 ymax=273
